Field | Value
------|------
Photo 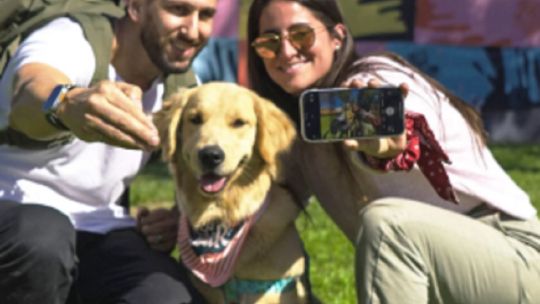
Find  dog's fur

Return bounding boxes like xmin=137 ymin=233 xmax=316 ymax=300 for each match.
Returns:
xmin=155 ymin=82 xmax=307 ymax=303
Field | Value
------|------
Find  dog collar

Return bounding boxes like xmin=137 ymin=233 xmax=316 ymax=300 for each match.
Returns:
xmin=222 ymin=276 xmax=298 ymax=303
xmin=178 ymin=194 xmax=270 ymax=287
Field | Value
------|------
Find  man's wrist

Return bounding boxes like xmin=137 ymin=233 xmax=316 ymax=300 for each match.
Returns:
xmin=42 ymin=84 xmax=76 ymax=131
xmin=45 ymin=111 xmax=69 ymax=131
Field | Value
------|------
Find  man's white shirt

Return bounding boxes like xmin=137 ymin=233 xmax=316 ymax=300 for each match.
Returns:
xmin=0 ymin=18 xmax=166 ymax=233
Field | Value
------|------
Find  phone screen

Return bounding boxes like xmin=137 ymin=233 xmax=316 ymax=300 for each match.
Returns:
xmin=300 ymin=87 xmax=404 ymax=142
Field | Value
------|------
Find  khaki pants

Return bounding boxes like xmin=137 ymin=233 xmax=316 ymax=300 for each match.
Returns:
xmin=356 ymin=198 xmax=540 ymax=304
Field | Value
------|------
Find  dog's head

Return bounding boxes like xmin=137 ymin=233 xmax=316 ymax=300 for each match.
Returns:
xmin=155 ymin=82 xmax=296 ymax=198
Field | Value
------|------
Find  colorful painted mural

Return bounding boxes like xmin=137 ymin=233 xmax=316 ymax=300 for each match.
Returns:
xmin=192 ymin=0 xmax=540 ymax=143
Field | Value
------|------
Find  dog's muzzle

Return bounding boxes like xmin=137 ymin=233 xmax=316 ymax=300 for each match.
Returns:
xmin=198 ymin=145 xmax=228 ymax=194
xmin=198 ymin=145 xmax=225 ymax=171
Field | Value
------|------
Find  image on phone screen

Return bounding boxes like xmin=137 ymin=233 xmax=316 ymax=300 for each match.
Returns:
xmin=300 ymin=88 xmax=404 ymax=142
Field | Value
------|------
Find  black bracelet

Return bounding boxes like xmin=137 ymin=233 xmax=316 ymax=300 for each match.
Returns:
xmin=45 ymin=112 xmax=70 ymax=131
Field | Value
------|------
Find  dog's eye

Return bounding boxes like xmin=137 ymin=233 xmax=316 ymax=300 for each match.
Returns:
xmin=189 ymin=114 xmax=203 ymax=125
xmin=232 ymin=118 xmax=246 ymax=128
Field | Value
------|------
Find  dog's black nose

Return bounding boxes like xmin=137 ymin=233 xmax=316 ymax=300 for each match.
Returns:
xmin=199 ymin=146 xmax=225 ymax=170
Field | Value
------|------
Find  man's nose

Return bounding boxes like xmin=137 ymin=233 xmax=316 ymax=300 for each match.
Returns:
xmin=179 ymin=14 xmax=199 ymax=41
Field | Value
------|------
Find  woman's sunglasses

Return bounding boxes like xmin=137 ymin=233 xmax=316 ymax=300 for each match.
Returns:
xmin=251 ymin=24 xmax=322 ymax=59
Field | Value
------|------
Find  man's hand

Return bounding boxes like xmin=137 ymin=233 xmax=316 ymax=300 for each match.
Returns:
xmin=137 ymin=206 xmax=179 ymax=253
xmin=341 ymin=79 xmax=408 ymax=158
xmin=9 ymin=63 xmax=159 ymax=150
xmin=57 ymin=81 xmax=160 ymax=150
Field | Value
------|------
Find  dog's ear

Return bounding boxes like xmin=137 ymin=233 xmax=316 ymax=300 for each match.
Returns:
xmin=154 ymin=87 xmax=193 ymax=162
xmin=253 ymin=93 xmax=297 ymax=179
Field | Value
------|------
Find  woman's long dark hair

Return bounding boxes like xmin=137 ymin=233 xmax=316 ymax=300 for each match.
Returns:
xmin=247 ymin=0 xmax=487 ymax=144
xmin=247 ymin=0 xmax=357 ymax=126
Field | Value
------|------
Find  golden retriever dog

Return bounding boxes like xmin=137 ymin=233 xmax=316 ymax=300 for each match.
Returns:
xmin=154 ymin=82 xmax=308 ymax=304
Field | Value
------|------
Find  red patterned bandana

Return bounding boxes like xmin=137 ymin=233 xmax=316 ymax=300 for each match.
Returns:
xmin=363 ymin=112 xmax=459 ymax=204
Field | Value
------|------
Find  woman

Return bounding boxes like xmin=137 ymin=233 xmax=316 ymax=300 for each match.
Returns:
xmin=247 ymin=0 xmax=540 ymax=303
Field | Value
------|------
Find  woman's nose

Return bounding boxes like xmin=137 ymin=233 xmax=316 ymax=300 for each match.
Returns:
xmin=277 ymin=36 xmax=299 ymax=59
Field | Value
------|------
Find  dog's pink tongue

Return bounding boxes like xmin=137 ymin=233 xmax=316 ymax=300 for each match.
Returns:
xmin=200 ymin=174 xmax=227 ymax=193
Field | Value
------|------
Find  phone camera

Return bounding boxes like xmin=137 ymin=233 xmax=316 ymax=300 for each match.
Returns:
xmin=385 ymin=107 xmax=395 ymax=116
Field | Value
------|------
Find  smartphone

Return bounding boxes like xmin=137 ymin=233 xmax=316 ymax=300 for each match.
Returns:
xmin=299 ymin=87 xmax=404 ymax=142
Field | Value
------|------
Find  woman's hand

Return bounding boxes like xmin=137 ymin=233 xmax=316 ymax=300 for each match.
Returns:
xmin=137 ymin=206 xmax=179 ymax=253
xmin=341 ymin=79 xmax=408 ymax=158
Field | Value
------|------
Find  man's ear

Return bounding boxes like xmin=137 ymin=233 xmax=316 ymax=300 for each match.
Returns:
xmin=126 ymin=0 xmax=143 ymax=22
xmin=154 ymin=87 xmax=193 ymax=162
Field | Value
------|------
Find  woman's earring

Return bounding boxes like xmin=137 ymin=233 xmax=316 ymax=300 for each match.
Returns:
xmin=335 ymin=44 xmax=341 ymax=51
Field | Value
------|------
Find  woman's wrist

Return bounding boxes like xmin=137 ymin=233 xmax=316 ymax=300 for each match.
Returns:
xmin=355 ymin=137 xmax=403 ymax=159
xmin=363 ymin=138 xmax=389 ymax=157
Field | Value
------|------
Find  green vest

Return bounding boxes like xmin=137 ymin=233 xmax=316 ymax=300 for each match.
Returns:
xmin=0 ymin=2 xmax=197 ymax=149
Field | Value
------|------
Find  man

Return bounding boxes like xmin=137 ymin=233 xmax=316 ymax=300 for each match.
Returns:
xmin=0 ymin=0 xmax=217 ymax=303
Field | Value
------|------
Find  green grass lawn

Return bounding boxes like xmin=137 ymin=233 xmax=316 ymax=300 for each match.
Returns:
xmin=130 ymin=144 xmax=540 ymax=304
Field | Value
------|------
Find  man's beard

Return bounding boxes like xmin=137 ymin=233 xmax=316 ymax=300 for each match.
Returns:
xmin=140 ymin=24 xmax=203 ymax=74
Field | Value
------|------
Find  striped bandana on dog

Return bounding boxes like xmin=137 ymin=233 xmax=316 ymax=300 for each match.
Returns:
xmin=178 ymin=196 xmax=270 ymax=287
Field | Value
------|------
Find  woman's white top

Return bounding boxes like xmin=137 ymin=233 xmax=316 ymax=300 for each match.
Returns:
xmin=347 ymin=56 xmax=535 ymax=220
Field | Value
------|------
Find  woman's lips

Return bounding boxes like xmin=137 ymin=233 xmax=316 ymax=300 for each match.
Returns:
xmin=279 ymin=61 xmax=306 ymax=75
